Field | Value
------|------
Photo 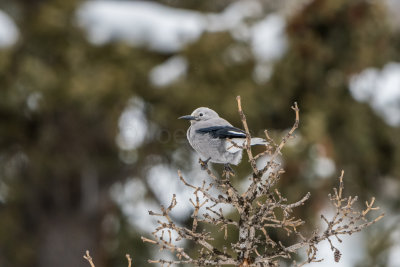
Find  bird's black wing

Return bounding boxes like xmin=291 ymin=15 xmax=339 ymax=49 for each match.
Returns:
xmin=196 ymin=126 xmax=246 ymax=139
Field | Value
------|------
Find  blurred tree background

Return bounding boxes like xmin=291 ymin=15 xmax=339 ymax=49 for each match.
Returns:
xmin=0 ymin=0 xmax=399 ymax=266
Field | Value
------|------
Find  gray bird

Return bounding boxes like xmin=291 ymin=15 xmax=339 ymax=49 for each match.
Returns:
xmin=179 ymin=107 xmax=267 ymax=173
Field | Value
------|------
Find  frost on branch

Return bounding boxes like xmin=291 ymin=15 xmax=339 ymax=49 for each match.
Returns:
xmin=142 ymin=96 xmax=384 ymax=266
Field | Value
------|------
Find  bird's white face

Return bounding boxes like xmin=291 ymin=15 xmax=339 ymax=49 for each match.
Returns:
xmin=190 ymin=107 xmax=219 ymax=123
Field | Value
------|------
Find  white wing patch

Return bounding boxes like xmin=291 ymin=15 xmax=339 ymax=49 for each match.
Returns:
xmin=250 ymin=137 xmax=268 ymax=145
xmin=227 ymin=130 xmax=246 ymax=137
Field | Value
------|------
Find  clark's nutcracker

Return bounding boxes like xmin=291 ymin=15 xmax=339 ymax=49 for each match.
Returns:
xmin=179 ymin=107 xmax=267 ymax=173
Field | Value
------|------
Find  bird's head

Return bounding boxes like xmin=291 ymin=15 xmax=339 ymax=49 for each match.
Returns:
xmin=179 ymin=107 xmax=219 ymax=124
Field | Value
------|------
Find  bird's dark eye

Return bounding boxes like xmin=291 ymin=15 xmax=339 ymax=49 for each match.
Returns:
xmin=199 ymin=113 xmax=203 ymax=116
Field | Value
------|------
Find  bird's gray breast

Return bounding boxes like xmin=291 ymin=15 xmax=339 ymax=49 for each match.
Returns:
xmin=187 ymin=124 xmax=242 ymax=165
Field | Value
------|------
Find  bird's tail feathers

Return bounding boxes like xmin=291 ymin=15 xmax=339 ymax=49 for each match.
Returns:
xmin=250 ymin=137 xmax=268 ymax=146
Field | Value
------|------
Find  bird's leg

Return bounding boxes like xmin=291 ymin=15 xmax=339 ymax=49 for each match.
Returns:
xmin=223 ymin=163 xmax=235 ymax=177
xmin=199 ymin=157 xmax=211 ymax=170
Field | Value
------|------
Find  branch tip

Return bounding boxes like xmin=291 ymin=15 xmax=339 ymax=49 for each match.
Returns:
xmin=83 ymin=250 xmax=95 ymax=267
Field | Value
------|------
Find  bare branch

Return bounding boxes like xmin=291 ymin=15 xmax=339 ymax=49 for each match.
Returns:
xmin=237 ymin=96 xmax=259 ymax=175
xmin=126 ymin=254 xmax=132 ymax=267
xmin=143 ymin=97 xmax=383 ymax=266
xmin=83 ymin=251 xmax=96 ymax=267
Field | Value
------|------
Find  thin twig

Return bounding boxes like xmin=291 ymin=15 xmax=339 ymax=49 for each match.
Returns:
xmin=126 ymin=254 xmax=132 ymax=267
xmin=83 ymin=251 xmax=96 ymax=267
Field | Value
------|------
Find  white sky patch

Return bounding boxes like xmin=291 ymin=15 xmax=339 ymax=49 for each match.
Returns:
xmin=250 ymin=13 xmax=287 ymax=84
xmin=146 ymin=164 xmax=194 ymax=219
xmin=116 ymin=97 xmax=147 ymax=151
xmin=147 ymin=152 xmax=236 ymax=219
xmin=385 ymin=0 xmax=400 ymax=29
xmin=111 ymin=176 xmax=189 ymax=250
xmin=145 ymin=160 xmax=236 ymax=222
xmin=77 ymin=1 xmax=205 ymax=52
xmin=206 ymin=0 xmax=263 ymax=32
xmin=251 ymin=14 xmax=287 ymax=62
xmin=145 ymin=160 xmax=232 ymax=221
xmin=185 ymin=151 xmax=236 ymax=217
xmin=26 ymin=92 xmax=43 ymax=111
xmin=306 ymin=226 xmax=364 ymax=267
xmin=253 ymin=63 xmax=273 ymax=84
xmin=387 ymin=215 xmax=400 ymax=267
xmin=110 ymin=177 xmax=159 ymax=232
xmin=349 ymin=62 xmax=400 ymax=126
xmin=0 ymin=10 xmax=19 ymax=48
xmin=305 ymin=205 xmax=365 ymax=267
xmin=388 ymin=244 xmax=400 ymax=267
xmin=381 ymin=176 xmax=400 ymax=201
xmin=309 ymin=144 xmax=336 ymax=179
xmin=149 ymin=55 xmax=187 ymax=88
xmin=313 ymin=156 xmax=336 ymax=178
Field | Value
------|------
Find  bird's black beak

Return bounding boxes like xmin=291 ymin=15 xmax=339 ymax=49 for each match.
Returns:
xmin=178 ymin=115 xmax=196 ymax=120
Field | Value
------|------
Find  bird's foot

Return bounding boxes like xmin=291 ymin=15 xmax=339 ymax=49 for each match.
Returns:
xmin=199 ymin=158 xmax=211 ymax=170
xmin=223 ymin=164 xmax=235 ymax=177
